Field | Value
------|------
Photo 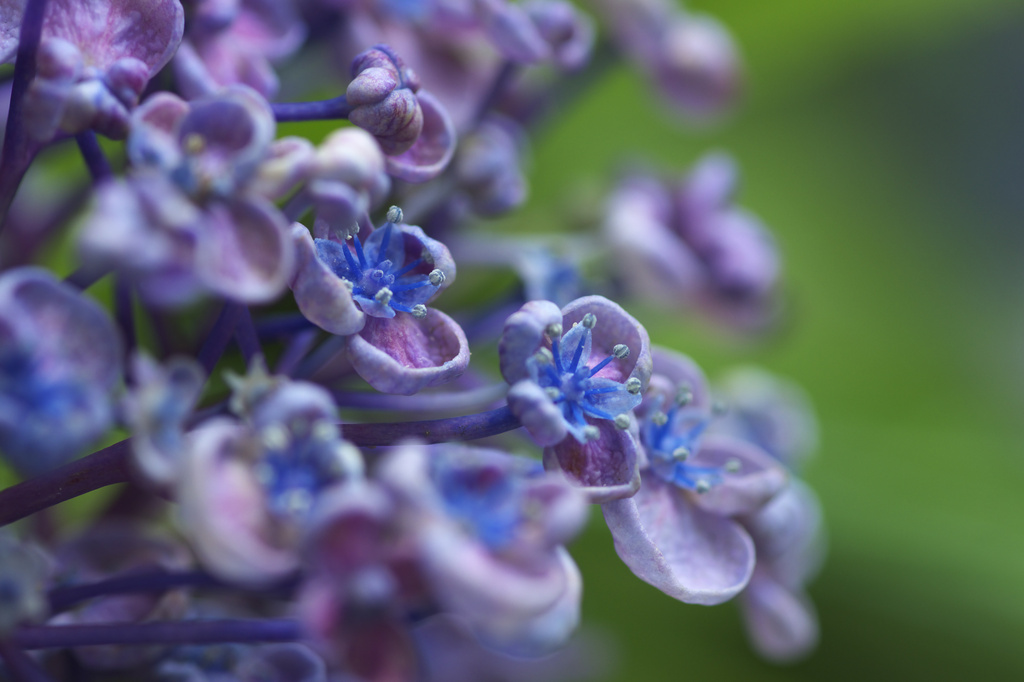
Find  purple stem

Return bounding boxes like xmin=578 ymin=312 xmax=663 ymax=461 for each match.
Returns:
xmin=115 ymin=275 xmax=136 ymax=361
xmin=0 ymin=439 xmax=132 ymax=528
xmin=15 ymin=618 xmax=302 ymax=650
xmin=271 ymin=94 xmax=351 ymax=122
xmin=198 ymin=302 xmax=244 ymax=374
xmin=332 ymin=383 xmax=507 ymax=414
xmin=0 ymin=0 xmax=49 ymax=229
xmin=255 ymin=313 xmax=315 ymax=339
xmin=74 ymin=131 xmax=112 ymax=182
xmin=0 ymin=639 xmax=55 ymax=682
xmin=233 ymin=306 xmax=261 ymax=366
xmin=48 ymin=570 xmax=221 ymax=614
xmin=63 ymin=264 xmax=109 ymax=290
xmin=344 ymin=405 xmax=521 ymax=446
xmin=275 ymin=328 xmax=319 ymax=376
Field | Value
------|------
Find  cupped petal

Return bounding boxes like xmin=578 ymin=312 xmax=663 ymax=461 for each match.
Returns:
xmin=601 ymin=474 xmax=754 ymax=605
xmin=543 ymin=421 xmax=640 ymax=503
xmin=498 ymin=299 xmax=563 ymax=384
xmin=249 ymin=136 xmax=315 ymax=200
xmin=740 ymin=568 xmax=819 ymax=663
xmin=176 ymin=418 xmax=299 ymax=586
xmin=290 ymin=227 xmax=366 ymax=335
xmin=385 ymin=90 xmax=457 ymax=183
xmin=346 ymin=309 xmax=469 ymax=395
xmin=684 ymin=435 xmax=787 ymax=517
xmin=647 ymin=345 xmax=712 ymax=409
xmin=2 ymin=266 xmax=121 ymax=387
xmin=194 ymin=197 xmax=294 ymax=303
xmin=508 ymin=379 xmax=568 ymax=447
xmin=561 ymin=295 xmax=651 ymax=388
xmin=741 ymin=479 xmax=826 ymax=587
xmin=127 ymin=91 xmax=190 ymax=170
xmin=475 ymin=0 xmax=551 ymax=64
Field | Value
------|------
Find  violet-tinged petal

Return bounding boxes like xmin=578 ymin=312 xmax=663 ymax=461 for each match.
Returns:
xmin=193 ymin=197 xmax=294 ymax=304
xmin=741 ymin=479 xmax=826 ymax=588
xmin=248 ymin=136 xmax=315 ymax=200
xmin=289 ymin=224 xmax=366 ymax=336
xmin=508 ymin=379 xmax=569 ymax=447
xmin=524 ymin=0 xmax=596 ymax=71
xmin=646 ymin=346 xmax=712 ymax=410
xmin=234 ymin=643 xmax=328 ymax=682
xmin=543 ymin=421 xmax=641 ymax=503
xmin=562 ymin=295 xmax=652 ymax=387
xmin=601 ymin=474 xmax=754 ymax=605
xmin=475 ymin=0 xmax=551 ymax=64
xmin=712 ymin=366 xmax=819 ymax=470
xmin=177 ymin=418 xmax=300 ymax=586
xmin=305 ymin=480 xmax=394 ymax=575
xmin=653 ymin=13 xmax=741 ymax=117
xmin=498 ymin=299 xmax=562 ymax=384
xmin=346 ymin=309 xmax=470 ymax=395
xmin=700 ymin=209 xmax=779 ymax=300
xmin=683 ymin=435 xmax=787 ymax=517
xmin=456 ymin=115 xmax=528 ymax=216
xmin=603 ymin=173 xmax=704 ymax=306
xmin=385 ymin=89 xmax=457 ymax=183
xmin=127 ymin=91 xmax=190 ymax=170
xmin=676 ymin=151 xmax=738 ymax=229
xmin=124 ymin=352 xmax=206 ymax=488
xmin=740 ymin=568 xmax=819 ymax=663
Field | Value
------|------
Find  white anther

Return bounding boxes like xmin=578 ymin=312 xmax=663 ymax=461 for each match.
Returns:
xmin=428 ymin=269 xmax=445 ymax=286
xmin=625 ymin=377 xmax=643 ymax=395
xmin=676 ymin=385 xmax=693 ymax=406
xmin=375 ymin=287 xmax=393 ymax=305
xmin=387 ymin=205 xmax=404 ymax=224
xmin=651 ymin=411 xmax=668 ymax=427
xmin=581 ymin=313 xmax=597 ymax=329
xmin=712 ymin=400 xmax=728 ymax=417
xmin=725 ymin=458 xmax=741 ymax=473
xmin=612 ymin=344 xmax=630 ymax=359
xmin=261 ymin=424 xmax=290 ymax=451
xmin=284 ymin=488 xmax=314 ymax=515
xmin=533 ymin=347 xmax=554 ymax=365
xmin=184 ymin=133 xmax=205 ymax=154
xmin=694 ymin=479 xmax=711 ymax=494
xmin=545 ymin=323 xmax=563 ymax=339
xmin=582 ymin=425 xmax=600 ymax=441
xmin=341 ymin=279 xmax=354 ymax=292
xmin=411 ymin=304 xmax=428 ymax=318
xmin=673 ymin=446 xmax=690 ymax=461
xmin=312 ymin=420 xmax=337 ymax=442
xmin=545 ymin=386 xmax=561 ymax=401
xmin=614 ymin=413 xmax=631 ymax=430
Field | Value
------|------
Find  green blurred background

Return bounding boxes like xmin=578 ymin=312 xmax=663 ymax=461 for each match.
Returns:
xmin=529 ymin=0 xmax=1024 ymax=679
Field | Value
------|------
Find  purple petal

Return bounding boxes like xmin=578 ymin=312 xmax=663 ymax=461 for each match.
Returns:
xmin=289 ymin=225 xmax=366 ymax=336
xmin=740 ymin=568 xmax=819 ymax=662
xmin=499 ymin=299 xmax=562 ymax=384
xmin=127 ymin=91 xmax=190 ymax=169
xmin=601 ymin=474 xmax=754 ymax=605
xmin=543 ymin=421 xmax=640 ymax=503
xmin=476 ymin=0 xmax=551 ymax=64
xmin=685 ymin=435 xmax=788 ymax=517
xmin=346 ymin=309 xmax=470 ymax=395
xmin=385 ymin=90 xmax=457 ymax=183
xmin=177 ymin=418 xmax=300 ymax=585
xmin=647 ymin=346 xmax=711 ymax=408
xmin=194 ymin=198 xmax=294 ymax=303
xmin=508 ymin=379 xmax=569 ymax=447
xmin=561 ymin=295 xmax=651 ymax=387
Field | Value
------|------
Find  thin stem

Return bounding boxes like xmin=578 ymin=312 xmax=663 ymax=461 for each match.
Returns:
xmin=0 ymin=639 xmax=55 ymax=682
xmin=333 ymin=383 xmax=507 ymax=414
xmin=255 ymin=313 xmax=314 ymax=339
xmin=0 ymin=439 xmax=132 ymax=528
xmin=473 ymin=61 xmax=519 ymax=126
xmin=0 ymin=0 xmax=49 ymax=229
xmin=15 ymin=618 xmax=302 ymax=650
xmin=275 ymin=328 xmax=319 ymax=377
xmin=63 ymin=265 xmax=109 ymax=290
xmin=115 ymin=275 xmax=136 ymax=361
xmin=271 ymin=95 xmax=351 ymax=122
xmin=343 ymin=405 xmax=520 ymax=446
xmin=197 ymin=302 xmax=244 ymax=374
xmin=48 ymin=570 xmax=220 ymax=614
xmin=74 ymin=131 xmax=112 ymax=182
xmin=233 ymin=306 xmax=261 ymax=366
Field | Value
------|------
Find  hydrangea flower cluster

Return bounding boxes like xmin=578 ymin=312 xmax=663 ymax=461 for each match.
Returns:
xmin=0 ymin=0 xmax=825 ymax=679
